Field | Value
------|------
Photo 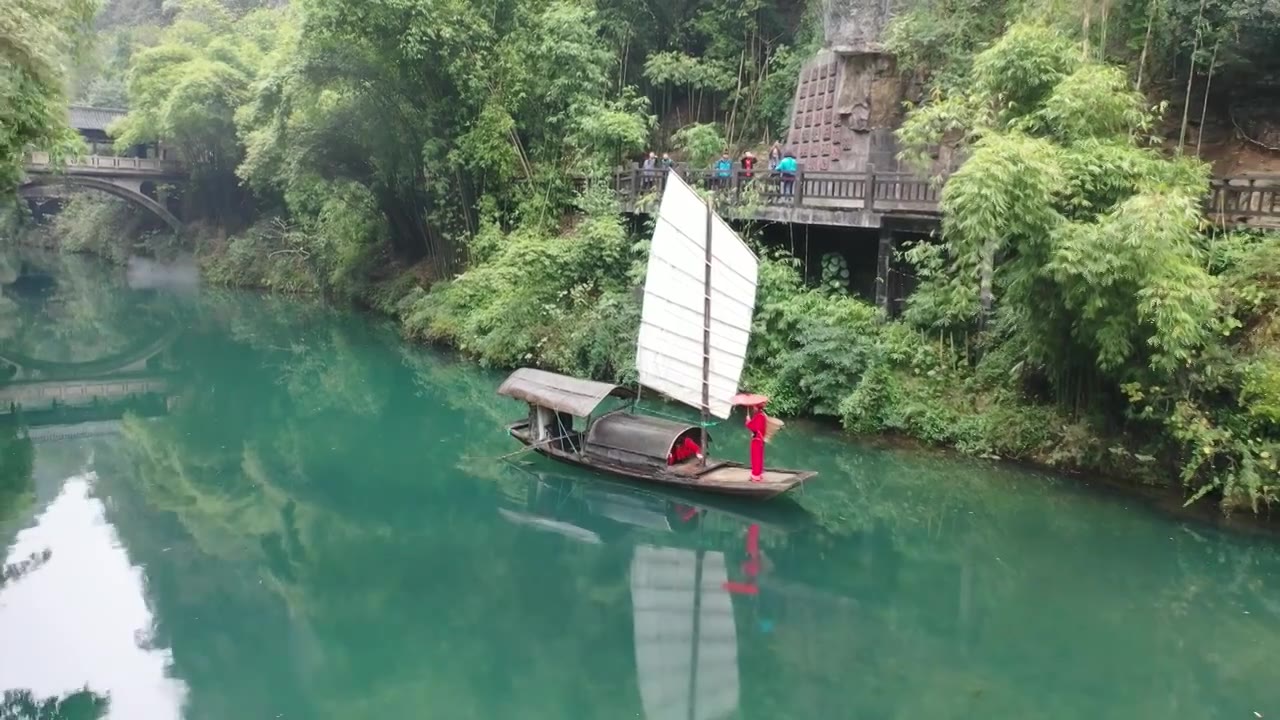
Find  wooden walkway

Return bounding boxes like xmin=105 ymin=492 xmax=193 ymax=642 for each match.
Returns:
xmin=599 ymin=166 xmax=1280 ymax=231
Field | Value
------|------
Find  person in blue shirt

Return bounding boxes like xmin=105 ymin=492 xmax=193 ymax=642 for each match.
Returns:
xmin=715 ymin=151 xmax=733 ymax=189
xmin=776 ymin=149 xmax=798 ymax=200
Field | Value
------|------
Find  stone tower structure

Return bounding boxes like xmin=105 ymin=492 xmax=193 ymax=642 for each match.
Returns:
xmin=785 ymin=0 xmax=905 ymax=173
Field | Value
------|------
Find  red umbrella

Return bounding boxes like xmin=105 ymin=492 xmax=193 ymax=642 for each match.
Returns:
xmin=731 ymin=393 xmax=769 ymax=407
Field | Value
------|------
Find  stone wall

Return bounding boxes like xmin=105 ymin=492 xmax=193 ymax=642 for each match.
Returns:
xmin=785 ymin=0 xmax=905 ymax=173
xmin=824 ymin=0 xmax=895 ymax=54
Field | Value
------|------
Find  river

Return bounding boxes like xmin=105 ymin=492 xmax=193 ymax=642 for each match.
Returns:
xmin=1 ymin=249 xmax=1279 ymax=719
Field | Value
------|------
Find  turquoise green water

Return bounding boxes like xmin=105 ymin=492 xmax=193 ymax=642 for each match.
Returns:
xmin=2 ymin=251 xmax=1280 ymax=719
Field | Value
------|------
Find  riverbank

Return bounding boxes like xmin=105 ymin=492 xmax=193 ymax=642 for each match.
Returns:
xmin=255 ymin=211 xmax=1190 ymax=511
xmin=12 ymin=191 xmax=1279 ymax=518
xmin=9 ymin=233 xmax=1280 ymax=529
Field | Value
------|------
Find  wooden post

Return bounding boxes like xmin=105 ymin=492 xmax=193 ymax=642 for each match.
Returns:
xmin=865 ymin=163 xmax=877 ymax=212
xmin=700 ymin=196 xmax=714 ymax=466
xmin=876 ymin=225 xmax=893 ymax=313
xmin=631 ymin=163 xmax=641 ymax=200
xmin=793 ymin=163 xmax=805 ymax=206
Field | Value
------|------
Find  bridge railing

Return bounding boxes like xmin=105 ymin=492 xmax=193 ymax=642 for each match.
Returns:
xmin=24 ymin=151 xmax=184 ymax=175
xmin=1209 ymin=175 xmax=1280 ymax=226
xmin=606 ymin=164 xmax=944 ymax=215
xmin=602 ymin=164 xmax=1280 ymax=228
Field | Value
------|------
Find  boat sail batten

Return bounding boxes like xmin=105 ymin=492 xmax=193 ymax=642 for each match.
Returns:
xmin=636 ymin=174 xmax=759 ymax=420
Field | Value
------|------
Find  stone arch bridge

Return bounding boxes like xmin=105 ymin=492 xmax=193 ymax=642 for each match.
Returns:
xmin=0 ymin=325 xmax=182 ymax=442
xmin=19 ymin=106 xmax=187 ymax=232
xmin=20 ymin=152 xmax=187 ymax=233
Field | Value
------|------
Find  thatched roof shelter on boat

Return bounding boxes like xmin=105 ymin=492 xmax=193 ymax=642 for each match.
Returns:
xmin=497 ymin=368 xmax=634 ymax=417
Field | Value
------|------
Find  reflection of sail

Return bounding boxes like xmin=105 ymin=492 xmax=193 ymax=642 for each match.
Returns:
xmin=631 ymin=545 xmax=739 ymax=720
xmin=583 ymin=486 xmax=672 ymax=532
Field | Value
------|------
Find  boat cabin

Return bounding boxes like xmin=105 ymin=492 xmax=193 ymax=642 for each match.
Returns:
xmin=498 ymin=368 xmax=707 ymax=468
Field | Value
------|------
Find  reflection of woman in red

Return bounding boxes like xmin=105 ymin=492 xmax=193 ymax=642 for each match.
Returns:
xmin=745 ymin=404 xmax=767 ymax=481
xmin=667 ymin=436 xmax=703 ymax=465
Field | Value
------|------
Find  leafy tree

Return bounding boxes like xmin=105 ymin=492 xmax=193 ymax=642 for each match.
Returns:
xmin=0 ymin=688 xmax=108 ymax=720
xmin=0 ymin=0 xmax=98 ymax=188
xmin=898 ymin=21 xmax=1280 ymax=509
xmin=112 ymin=0 xmax=278 ymax=223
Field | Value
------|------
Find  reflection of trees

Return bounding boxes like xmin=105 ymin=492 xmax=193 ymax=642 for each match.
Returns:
xmin=747 ymin=437 xmax=1280 ymax=719
xmin=95 ymin=297 xmax=662 ymax=717
xmin=1 ymin=250 xmax=177 ymax=365
xmin=0 ymin=426 xmax=34 ymax=523
xmin=0 ymin=688 xmax=109 ymax=720
xmin=81 ymin=284 xmax=1280 ymax=718
xmin=0 ymin=550 xmax=51 ymax=587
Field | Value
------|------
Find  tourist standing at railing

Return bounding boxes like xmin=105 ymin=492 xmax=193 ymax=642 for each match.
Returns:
xmin=641 ymin=152 xmax=656 ymax=190
xmin=715 ymin=152 xmax=733 ymax=189
xmin=767 ymin=142 xmax=782 ymax=170
xmin=777 ymin=149 xmax=798 ymax=199
xmin=741 ymin=151 xmax=756 ymax=183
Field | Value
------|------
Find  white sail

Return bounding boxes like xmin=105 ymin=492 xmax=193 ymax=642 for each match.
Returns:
xmin=636 ymin=173 xmax=759 ymax=420
xmin=631 ymin=545 xmax=740 ymax=720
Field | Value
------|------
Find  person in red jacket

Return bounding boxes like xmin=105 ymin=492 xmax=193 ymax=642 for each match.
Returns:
xmin=667 ymin=436 xmax=703 ymax=465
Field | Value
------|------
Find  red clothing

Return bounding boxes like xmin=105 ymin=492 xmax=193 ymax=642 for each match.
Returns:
xmin=668 ymin=437 xmax=702 ymax=465
xmin=746 ymin=409 xmax=767 ymax=479
xmin=723 ymin=524 xmax=762 ymax=595
xmin=741 ymin=156 xmax=756 ymax=178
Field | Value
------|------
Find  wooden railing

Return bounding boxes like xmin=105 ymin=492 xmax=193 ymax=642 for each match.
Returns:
xmin=603 ymin=165 xmax=1280 ymax=228
xmin=1209 ymin=176 xmax=1280 ymax=226
xmin=606 ymin=164 xmax=941 ymax=216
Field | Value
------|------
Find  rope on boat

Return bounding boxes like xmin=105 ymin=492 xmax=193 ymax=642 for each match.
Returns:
xmin=464 ymin=432 xmax=576 ymax=462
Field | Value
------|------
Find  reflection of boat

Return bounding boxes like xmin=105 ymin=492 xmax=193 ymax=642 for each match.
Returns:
xmin=631 ymin=546 xmax=739 ymax=720
xmin=498 ymin=174 xmax=816 ymax=498
xmin=495 ymin=469 xmax=810 ymax=542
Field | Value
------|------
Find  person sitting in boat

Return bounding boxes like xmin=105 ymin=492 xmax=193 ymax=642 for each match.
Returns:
xmin=667 ymin=436 xmax=703 ymax=465
xmin=745 ymin=402 xmax=768 ymax=482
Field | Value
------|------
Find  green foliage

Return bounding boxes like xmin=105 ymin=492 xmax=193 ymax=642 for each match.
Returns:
xmin=643 ymin=52 xmax=735 ymax=95
xmin=43 ymin=193 xmax=181 ymax=263
xmin=672 ymin=122 xmax=726 ymax=169
xmin=0 ymin=0 xmax=98 ymax=188
xmin=201 ymin=217 xmax=324 ymax=294
xmin=887 ymin=0 xmax=1019 ymax=94
xmin=0 ymin=426 xmax=35 ymax=524
xmin=603 ymin=0 xmax=809 ymax=144
xmin=896 ymin=20 xmax=1280 ymax=511
xmin=399 ymin=200 xmax=639 ymax=381
xmin=0 ymin=688 xmax=108 ymax=720
xmin=110 ymin=1 xmax=281 ymax=223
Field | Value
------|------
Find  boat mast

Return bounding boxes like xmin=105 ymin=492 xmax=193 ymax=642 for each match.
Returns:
xmin=685 ymin=549 xmax=705 ymax=720
xmin=700 ymin=195 xmax=714 ymax=467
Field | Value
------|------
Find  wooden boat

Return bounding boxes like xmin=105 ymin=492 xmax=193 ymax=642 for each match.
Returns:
xmin=501 ymin=369 xmax=813 ymax=499
xmin=495 ymin=452 xmax=813 ymax=534
xmin=497 ymin=172 xmax=817 ymax=500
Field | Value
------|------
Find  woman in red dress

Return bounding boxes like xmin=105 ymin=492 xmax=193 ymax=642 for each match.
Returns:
xmin=745 ymin=404 xmax=767 ymax=481
xmin=667 ymin=436 xmax=703 ymax=465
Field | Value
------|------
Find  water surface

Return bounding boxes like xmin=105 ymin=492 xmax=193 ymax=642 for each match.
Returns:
xmin=2 ymin=250 xmax=1279 ymax=719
